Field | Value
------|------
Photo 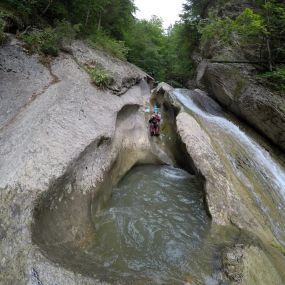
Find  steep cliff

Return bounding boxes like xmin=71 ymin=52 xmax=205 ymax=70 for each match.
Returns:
xmin=194 ymin=0 xmax=285 ymax=151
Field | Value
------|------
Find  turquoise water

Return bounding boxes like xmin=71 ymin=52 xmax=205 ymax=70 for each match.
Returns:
xmin=90 ymin=165 xmax=214 ymax=285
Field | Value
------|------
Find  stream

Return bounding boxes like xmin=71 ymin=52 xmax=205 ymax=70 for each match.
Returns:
xmin=89 ymin=165 xmax=218 ymax=285
xmin=31 ymin=87 xmax=285 ymax=285
xmin=88 ymin=89 xmax=285 ymax=284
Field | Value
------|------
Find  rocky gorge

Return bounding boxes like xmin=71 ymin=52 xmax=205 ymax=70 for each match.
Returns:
xmin=1 ymin=31 xmax=285 ymax=285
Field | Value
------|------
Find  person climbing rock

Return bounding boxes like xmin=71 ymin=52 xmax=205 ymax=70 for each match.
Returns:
xmin=149 ymin=105 xmax=161 ymax=136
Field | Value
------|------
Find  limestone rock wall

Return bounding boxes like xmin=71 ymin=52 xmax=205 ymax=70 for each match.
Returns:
xmin=196 ymin=61 xmax=285 ymax=152
xmin=0 ymin=36 xmax=157 ymax=284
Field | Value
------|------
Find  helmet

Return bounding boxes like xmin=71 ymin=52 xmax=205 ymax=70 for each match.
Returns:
xmin=153 ymin=104 xmax=158 ymax=113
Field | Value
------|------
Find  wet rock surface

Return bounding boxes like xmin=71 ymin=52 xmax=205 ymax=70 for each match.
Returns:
xmin=176 ymin=111 xmax=237 ymax=224
xmin=152 ymin=83 xmax=285 ymax=285
xmin=222 ymin=244 xmax=284 ymax=285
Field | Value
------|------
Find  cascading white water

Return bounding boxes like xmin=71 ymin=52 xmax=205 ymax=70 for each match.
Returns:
xmin=172 ymin=89 xmax=285 ymax=243
xmin=173 ymin=89 xmax=285 ymax=193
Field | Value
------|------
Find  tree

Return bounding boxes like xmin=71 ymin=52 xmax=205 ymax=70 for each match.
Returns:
xmin=262 ymin=0 xmax=285 ymax=69
xmin=124 ymin=16 xmax=166 ymax=80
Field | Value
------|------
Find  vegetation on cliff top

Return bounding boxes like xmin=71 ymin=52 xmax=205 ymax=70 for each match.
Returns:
xmin=0 ymin=0 xmax=192 ymax=84
xmin=0 ymin=0 xmax=284 ymax=88
xmin=181 ymin=0 xmax=285 ymax=91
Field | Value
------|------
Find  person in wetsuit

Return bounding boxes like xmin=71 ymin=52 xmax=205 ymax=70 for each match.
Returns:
xmin=149 ymin=108 xmax=161 ymax=136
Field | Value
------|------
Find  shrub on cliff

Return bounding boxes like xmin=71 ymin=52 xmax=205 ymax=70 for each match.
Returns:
xmin=0 ymin=9 xmax=24 ymax=44
xmin=197 ymin=1 xmax=285 ymax=71
xmin=198 ymin=8 xmax=266 ymax=47
xmin=261 ymin=66 xmax=285 ymax=93
xmin=19 ymin=21 xmax=79 ymax=56
xmin=86 ymin=66 xmax=113 ymax=88
xmin=88 ymin=31 xmax=129 ymax=60
xmin=0 ymin=17 xmax=5 ymax=44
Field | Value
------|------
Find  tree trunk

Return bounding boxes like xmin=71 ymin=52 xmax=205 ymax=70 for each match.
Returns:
xmin=42 ymin=0 xmax=53 ymax=14
xmin=265 ymin=0 xmax=273 ymax=71
xmin=97 ymin=13 xmax=102 ymax=31
xmin=266 ymin=37 xmax=273 ymax=71
xmin=85 ymin=7 xmax=91 ymax=27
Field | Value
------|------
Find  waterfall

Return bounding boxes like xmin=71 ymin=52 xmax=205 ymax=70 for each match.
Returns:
xmin=172 ymin=88 xmax=285 ymax=243
xmin=173 ymin=89 xmax=285 ymax=193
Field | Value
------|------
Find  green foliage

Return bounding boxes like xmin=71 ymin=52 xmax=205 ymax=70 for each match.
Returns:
xmin=0 ymin=7 xmax=25 ymax=44
xmin=86 ymin=66 xmax=113 ymax=88
xmin=1 ymin=0 xmax=195 ymax=84
xmin=198 ymin=8 xmax=266 ymax=47
xmin=0 ymin=17 xmax=5 ymax=44
xmin=162 ymin=23 xmax=195 ymax=84
xmin=262 ymin=0 xmax=285 ymax=63
xmin=2 ymin=0 xmax=284 ymax=87
xmin=182 ymin=0 xmax=211 ymax=19
xmin=54 ymin=20 xmax=81 ymax=43
xmin=0 ymin=1 xmax=32 ymax=26
xmin=198 ymin=16 xmax=234 ymax=46
xmin=20 ymin=28 xmax=59 ymax=56
xmin=0 ymin=7 xmax=24 ymax=29
xmin=1 ymin=0 xmax=136 ymax=61
xmin=20 ymin=21 xmax=78 ymax=56
xmin=235 ymin=8 xmax=267 ymax=37
xmin=124 ymin=16 xmax=167 ymax=80
xmin=88 ymin=31 xmax=129 ymax=60
xmin=260 ymin=66 xmax=285 ymax=92
xmin=67 ymin=0 xmax=135 ymax=39
xmin=197 ymin=1 xmax=285 ymax=71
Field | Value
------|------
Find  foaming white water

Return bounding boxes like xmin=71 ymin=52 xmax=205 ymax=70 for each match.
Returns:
xmin=172 ymin=89 xmax=285 ymax=196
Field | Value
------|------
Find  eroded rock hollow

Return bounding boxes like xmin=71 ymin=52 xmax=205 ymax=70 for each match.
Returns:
xmin=1 ymin=35 xmax=285 ymax=285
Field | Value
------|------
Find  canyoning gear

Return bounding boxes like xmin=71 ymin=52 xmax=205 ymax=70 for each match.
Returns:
xmin=153 ymin=104 xmax=159 ymax=114
xmin=149 ymin=113 xmax=161 ymax=136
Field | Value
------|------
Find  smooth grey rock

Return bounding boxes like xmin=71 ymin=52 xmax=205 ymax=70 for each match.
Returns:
xmin=0 ymin=37 xmax=53 ymax=129
xmin=0 ymin=37 xmax=161 ymax=285
xmin=176 ymin=112 xmax=232 ymax=225
xmin=68 ymin=40 xmax=151 ymax=95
